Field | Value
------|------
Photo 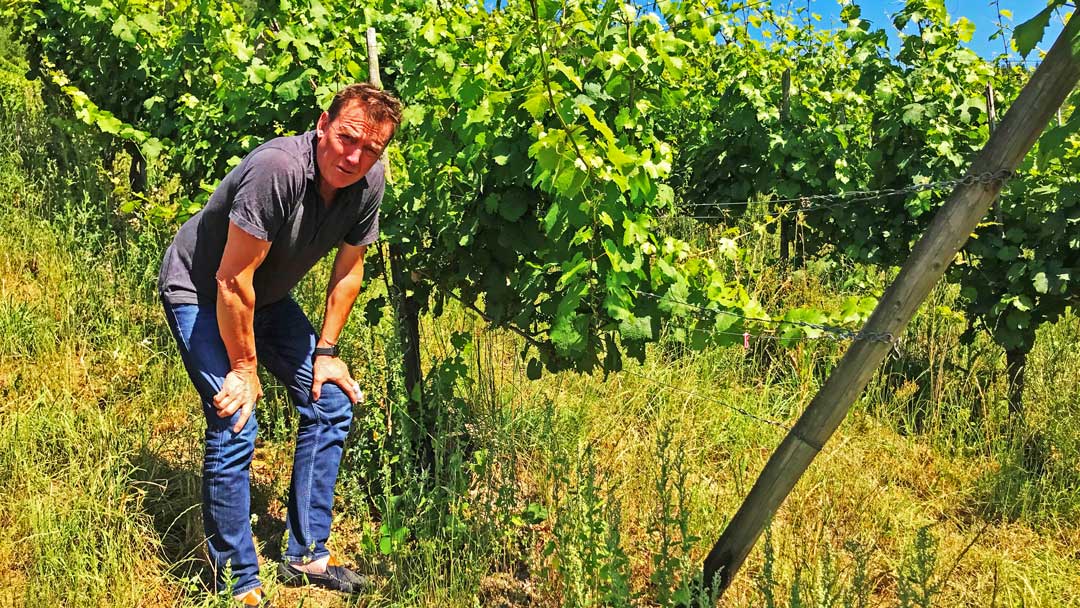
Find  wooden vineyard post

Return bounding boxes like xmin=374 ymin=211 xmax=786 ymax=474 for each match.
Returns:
xmin=365 ymin=27 xmax=429 ymax=468
xmin=778 ymin=67 xmax=793 ymax=262
xmin=986 ymin=83 xmax=1003 ymax=232
xmin=984 ymin=81 xmax=1032 ymax=420
xmin=366 ymin=28 xmax=392 ymax=183
xmin=699 ymin=16 xmax=1080 ymax=601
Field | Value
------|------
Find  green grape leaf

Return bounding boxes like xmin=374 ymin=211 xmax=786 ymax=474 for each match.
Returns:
xmin=551 ymin=312 xmax=586 ymax=355
xmin=619 ymin=315 xmax=654 ymax=341
xmin=556 ymin=254 xmax=591 ymax=290
xmin=110 ymin=16 xmax=136 ymax=44
xmin=522 ymin=88 xmax=548 ymax=120
xmin=499 ymin=189 xmax=529 ymax=221
xmin=550 ymin=57 xmax=583 ymax=90
xmin=527 ymin=358 xmax=543 ymax=380
xmin=141 ymin=138 xmax=164 ymax=160
xmin=1013 ymin=6 xmax=1054 ymax=58
xmin=1032 ymin=271 xmax=1049 ymax=294
xmin=95 ymin=113 xmax=124 ymax=134
xmin=578 ymin=102 xmax=615 ymax=144
xmin=997 ymin=246 xmax=1020 ymax=261
xmin=364 ymin=296 xmax=387 ymax=325
xmin=133 ymin=13 xmax=162 ymax=36
xmin=1038 ymin=109 xmax=1080 ymax=165
xmin=901 ymin=103 xmax=925 ymax=125
xmin=956 ymin=17 xmax=975 ymax=43
xmin=551 ymin=285 xmax=587 ymax=355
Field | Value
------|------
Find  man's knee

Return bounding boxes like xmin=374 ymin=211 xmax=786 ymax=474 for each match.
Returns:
xmin=313 ymin=383 xmax=354 ymax=428
xmin=204 ymin=414 xmax=259 ymax=467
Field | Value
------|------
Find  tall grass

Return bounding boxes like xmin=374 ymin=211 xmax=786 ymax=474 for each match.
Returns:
xmin=0 ymin=37 xmax=179 ymax=606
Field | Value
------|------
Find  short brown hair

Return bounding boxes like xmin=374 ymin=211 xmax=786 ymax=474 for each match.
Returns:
xmin=327 ymin=83 xmax=403 ymax=130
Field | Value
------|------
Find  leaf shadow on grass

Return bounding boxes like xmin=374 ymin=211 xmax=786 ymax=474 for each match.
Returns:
xmin=132 ymin=445 xmax=288 ymax=591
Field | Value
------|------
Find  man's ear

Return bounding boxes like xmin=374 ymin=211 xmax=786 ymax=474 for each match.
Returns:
xmin=316 ymin=111 xmax=330 ymax=137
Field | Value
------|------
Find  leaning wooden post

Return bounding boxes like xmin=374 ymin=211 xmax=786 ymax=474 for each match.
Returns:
xmin=366 ymin=27 xmax=429 ymax=467
xmin=700 ymin=15 xmax=1080 ymax=599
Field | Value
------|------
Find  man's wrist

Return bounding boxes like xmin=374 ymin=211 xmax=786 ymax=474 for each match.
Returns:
xmin=313 ymin=345 xmax=340 ymax=358
xmin=231 ymin=358 xmax=258 ymax=373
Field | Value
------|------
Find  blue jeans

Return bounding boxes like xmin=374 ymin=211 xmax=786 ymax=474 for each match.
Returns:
xmin=161 ymin=296 xmax=354 ymax=595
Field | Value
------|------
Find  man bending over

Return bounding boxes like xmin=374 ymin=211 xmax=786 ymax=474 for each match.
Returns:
xmin=158 ymin=83 xmax=402 ymax=606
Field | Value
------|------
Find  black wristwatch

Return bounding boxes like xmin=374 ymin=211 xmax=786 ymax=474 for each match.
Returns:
xmin=313 ymin=345 xmax=340 ymax=358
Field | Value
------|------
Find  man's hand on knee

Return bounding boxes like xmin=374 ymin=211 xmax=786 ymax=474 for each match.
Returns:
xmin=312 ymin=355 xmax=363 ymax=404
xmin=214 ymin=368 xmax=263 ymax=432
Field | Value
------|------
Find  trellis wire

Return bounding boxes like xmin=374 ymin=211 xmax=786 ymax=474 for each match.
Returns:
xmin=421 ymin=272 xmax=796 ymax=429
xmin=423 ymin=280 xmax=896 ymax=345
xmin=682 ymin=325 xmax=837 ymax=343
xmin=619 ymin=368 xmax=791 ymax=429
xmin=448 ymin=171 xmax=1014 ymax=220
xmin=629 ymin=288 xmax=897 ymax=344
xmin=680 ymin=169 xmax=1014 ymax=215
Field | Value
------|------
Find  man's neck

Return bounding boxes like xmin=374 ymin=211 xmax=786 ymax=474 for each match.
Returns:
xmin=318 ymin=178 xmax=337 ymax=207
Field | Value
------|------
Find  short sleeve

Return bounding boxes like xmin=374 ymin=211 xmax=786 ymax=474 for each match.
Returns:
xmin=227 ymin=148 xmax=300 ymax=242
xmin=344 ymin=162 xmax=385 ymax=247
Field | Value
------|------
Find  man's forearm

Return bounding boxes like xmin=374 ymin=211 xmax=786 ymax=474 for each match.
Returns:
xmin=319 ymin=274 xmax=364 ymax=347
xmin=216 ymin=276 xmax=258 ymax=371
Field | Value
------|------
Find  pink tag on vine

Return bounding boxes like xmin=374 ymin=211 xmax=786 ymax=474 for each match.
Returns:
xmin=743 ymin=332 xmax=750 ymax=350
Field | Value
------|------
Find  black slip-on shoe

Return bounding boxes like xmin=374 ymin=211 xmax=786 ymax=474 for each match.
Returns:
xmin=277 ymin=555 xmax=369 ymax=594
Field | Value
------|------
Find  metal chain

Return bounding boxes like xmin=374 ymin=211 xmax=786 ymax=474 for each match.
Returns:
xmin=683 ymin=169 xmax=1015 ymax=210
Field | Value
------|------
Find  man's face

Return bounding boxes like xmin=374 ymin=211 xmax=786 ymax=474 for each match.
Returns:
xmin=315 ymin=101 xmax=394 ymax=193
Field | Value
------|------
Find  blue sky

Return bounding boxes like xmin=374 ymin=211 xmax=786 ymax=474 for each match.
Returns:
xmin=482 ymin=1 xmax=1067 ymax=61
xmin=773 ymin=0 xmax=1065 ymax=61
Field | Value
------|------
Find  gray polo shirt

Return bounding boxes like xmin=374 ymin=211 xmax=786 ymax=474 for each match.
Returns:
xmin=158 ymin=130 xmax=384 ymax=309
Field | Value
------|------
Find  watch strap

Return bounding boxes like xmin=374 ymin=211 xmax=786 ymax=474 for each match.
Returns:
xmin=313 ymin=345 xmax=339 ymax=358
